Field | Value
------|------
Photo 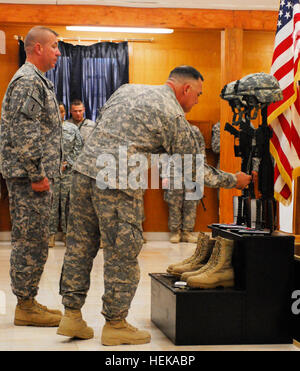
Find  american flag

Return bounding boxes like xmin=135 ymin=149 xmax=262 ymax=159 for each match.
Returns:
xmin=268 ymin=0 xmax=300 ymax=205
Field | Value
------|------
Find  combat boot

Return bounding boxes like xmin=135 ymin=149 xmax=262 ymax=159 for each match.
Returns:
xmin=48 ymin=234 xmax=55 ymax=248
xmin=169 ymin=231 xmax=181 ymax=243
xmin=181 ymin=236 xmax=223 ymax=281
xmin=14 ymin=298 xmax=62 ymax=327
xmin=33 ymin=299 xmax=62 ymax=316
xmin=186 ymin=238 xmax=234 ymax=289
xmin=181 ymin=231 xmax=198 ymax=243
xmin=57 ymin=308 xmax=94 ymax=339
xmin=101 ymin=319 xmax=151 ymax=346
xmin=167 ymin=232 xmax=214 ymax=277
xmin=61 ymin=233 xmax=66 ymax=246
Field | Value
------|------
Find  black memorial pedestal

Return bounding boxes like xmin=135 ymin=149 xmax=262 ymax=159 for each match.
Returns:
xmin=150 ymin=226 xmax=295 ymax=345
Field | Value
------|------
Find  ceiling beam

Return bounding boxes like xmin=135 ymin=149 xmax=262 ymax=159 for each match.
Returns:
xmin=0 ymin=4 xmax=277 ymax=31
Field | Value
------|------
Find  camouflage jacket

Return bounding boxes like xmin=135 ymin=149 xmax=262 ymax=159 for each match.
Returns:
xmin=211 ymin=121 xmax=220 ymax=155
xmin=67 ymin=118 xmax=96 ymax=144
xmin=73 ymin=84 xmax=237 ymax=197
xmin=163 ymin=124 xmax=206 ymax=185
xmin=0 ymin=62 xmax=62 ymax=182
xmin=62 ymin=121 xmax=83 ymax=168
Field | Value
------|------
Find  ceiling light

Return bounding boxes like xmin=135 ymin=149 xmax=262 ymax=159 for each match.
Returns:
xmin=66 ymin=26 xmax=174 ymax=34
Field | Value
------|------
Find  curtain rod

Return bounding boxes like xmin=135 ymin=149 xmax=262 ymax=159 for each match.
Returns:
xmin=59 ymin=37 xmax=154 ymax=43
xmin=14 ymin=35 xmax=153 ymax=43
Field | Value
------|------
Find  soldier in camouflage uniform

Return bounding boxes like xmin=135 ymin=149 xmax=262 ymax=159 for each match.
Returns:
xmin=164 ymin=124 xmax=206 ymax=243
xmin=211 ymin=121 xmax=220 ymax=168
xmin=211 ymin=121 xmax=221 ymax=203
xmin=67 ymin=99 xmax=96 ymax=143
xmin=49 ymin=103 xmax=83 ymax=247
xmin=57 ymin=65 xmax=251 ymax=344
xmin=0 ymin=26 xmax=63 ymax=326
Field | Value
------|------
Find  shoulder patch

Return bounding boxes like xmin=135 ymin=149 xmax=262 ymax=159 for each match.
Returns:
xmin=21 ymin=95 xmax=42 ymax=118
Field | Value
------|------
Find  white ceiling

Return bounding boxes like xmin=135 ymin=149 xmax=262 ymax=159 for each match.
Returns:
xmin=0 ymin=0 xmax=280 ymax=11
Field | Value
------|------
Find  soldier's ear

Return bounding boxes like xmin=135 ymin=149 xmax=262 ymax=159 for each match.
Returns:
xmin=34 ymin=42 xmax=43 ymax=56
xmin=183 ymin=83 xmax=190 ymax=95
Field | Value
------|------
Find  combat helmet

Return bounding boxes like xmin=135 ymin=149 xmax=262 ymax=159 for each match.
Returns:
xmin=220 ymin=72 xmax=283 ymax=123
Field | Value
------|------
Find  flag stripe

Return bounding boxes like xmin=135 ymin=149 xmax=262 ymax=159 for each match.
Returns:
xmin=268 ymin=0 xmax=299 ymax=205
xmin=274 ymin=58 xmax=294 ymax=81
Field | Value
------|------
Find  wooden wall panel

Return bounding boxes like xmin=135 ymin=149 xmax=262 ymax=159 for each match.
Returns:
xmin=219 ymin=28 xmax=244 ymax=224
xmin=0 ymin=7 xmax=278 ymax=233
xmin=129 ymin=30 xmax=221 ymax=122
xmin=242 ymin=31 xmax=275 ymax=76
xmin=0 ymin=5 xmax=277 ymax=31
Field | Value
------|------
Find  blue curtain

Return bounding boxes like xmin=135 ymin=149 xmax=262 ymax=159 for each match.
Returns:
xmin=19 ymin=40 xmax=129 ymax=121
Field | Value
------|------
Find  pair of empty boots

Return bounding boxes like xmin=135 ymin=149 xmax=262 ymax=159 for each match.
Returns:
xmin=167 ymin=232 xmax=234 ymax=289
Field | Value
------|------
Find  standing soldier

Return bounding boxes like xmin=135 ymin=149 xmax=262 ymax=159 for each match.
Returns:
xmin=49 ymin=103 xmax=83 ymax=247
xmin=67 ymin=99 xmax=96 ymax=143
xmin=164 ymin=124 xmax=206 ymax=243
xmin=0 ymin=26 xmax=62 ymax=326
xmin=211 ymin=121 xmax=220 ymax=168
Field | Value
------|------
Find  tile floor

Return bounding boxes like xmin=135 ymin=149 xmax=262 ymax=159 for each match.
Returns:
xmin=0 ymin=239 xmax=299 ymax=351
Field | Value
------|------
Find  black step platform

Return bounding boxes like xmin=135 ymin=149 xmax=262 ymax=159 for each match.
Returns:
xmin=293 ymin=256 xmax=300 ymax=343
xmin=149 ymin=227 xmax=295 ymax=346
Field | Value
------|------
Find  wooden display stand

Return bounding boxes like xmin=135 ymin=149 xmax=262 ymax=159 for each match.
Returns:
xmin=150 ymin=226 xmax=295 ymax=345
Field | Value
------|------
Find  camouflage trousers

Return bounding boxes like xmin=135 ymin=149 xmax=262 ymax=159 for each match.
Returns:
xmin=60 ymin=170 xmax=72 ymax=234
xmin=49 ymin=177 xmax=60 ymax=235
xmin=49 ymin=171 xmax=72 ymax=235
xmin=6 ymin=177 xmax=51 ymax=299
xmin=164 ymin=189 xmax=198 ymax=232
xmin=60 ymin=172 xmax=144 ymax=321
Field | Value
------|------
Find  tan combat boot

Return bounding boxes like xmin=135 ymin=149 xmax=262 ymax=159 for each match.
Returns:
xmin=61 ymin=233 xmax=66 ymax=246
xmin=167 ymin=232 xmax=214 ymax=277
xmin=186 ymin=238 xmax=235 ymax=289
xmin=48 ymin=234 xmax=55 ymax=248
xmin=180 ymin=236 xmax=223 ymax=281
xmin=169 ymin=231 xmax=181 ymax=243
xmin=181 ymin=231 xmax=198 ymax=243
xmin=14 ymin=298 xmax=62 ymax=327
xmin=101 ymin=319 xmax=151 ymax=346
xmin=57 ymin=308 xmax=94 ymax=339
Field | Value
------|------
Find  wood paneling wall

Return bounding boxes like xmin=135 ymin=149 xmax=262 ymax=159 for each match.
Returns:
xmin=0 ymin=5 xmax=279 ymax=232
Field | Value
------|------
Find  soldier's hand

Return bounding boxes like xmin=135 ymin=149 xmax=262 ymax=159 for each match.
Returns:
xmin=235 ymin=172 xmax=252 ymax=190
xmin=31 ymin=177 xmax=50 ymax=192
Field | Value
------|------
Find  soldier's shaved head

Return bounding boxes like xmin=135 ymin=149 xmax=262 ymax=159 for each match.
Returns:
xmin=24 ymin=26 xmax=58 ymax=54
xmin=168 ymin=65 xmax=204 ymax=84
xmin=166 ymin=65 xmax=203 ymax=113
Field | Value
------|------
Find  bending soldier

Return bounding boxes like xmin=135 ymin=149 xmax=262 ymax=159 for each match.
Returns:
xmin=57 ymin=65 xmax=251 ymax=345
